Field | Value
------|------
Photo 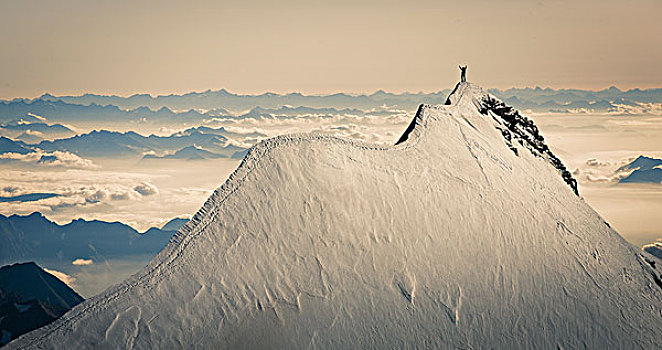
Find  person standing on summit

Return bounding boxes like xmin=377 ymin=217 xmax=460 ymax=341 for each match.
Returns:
xmin=459 ymin=65 xmax=467 ymax=82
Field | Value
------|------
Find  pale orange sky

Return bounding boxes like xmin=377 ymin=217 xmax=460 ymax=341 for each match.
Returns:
xmin=1 ymin=0 xmax=660 ymax=99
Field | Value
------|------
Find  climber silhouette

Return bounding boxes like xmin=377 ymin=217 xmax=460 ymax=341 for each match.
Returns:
xmin=459 ymin=65 xmax=467 ymax=83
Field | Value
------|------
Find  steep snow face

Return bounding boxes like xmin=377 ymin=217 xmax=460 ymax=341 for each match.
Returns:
xmin=8 ymin=83 xmax=662 ymax=349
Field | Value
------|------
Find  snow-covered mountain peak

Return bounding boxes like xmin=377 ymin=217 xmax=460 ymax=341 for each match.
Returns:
xmin=444 ymin=81 xmax=489 ymax=107
xmin=396 ymin=82 xmax=578 ymax=194
xmin=7 ymin=82 xmax=661 ymax=349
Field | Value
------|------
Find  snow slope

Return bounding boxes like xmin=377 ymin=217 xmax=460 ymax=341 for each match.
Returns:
xmin=8 ymin=83 xmax=662 ymax=349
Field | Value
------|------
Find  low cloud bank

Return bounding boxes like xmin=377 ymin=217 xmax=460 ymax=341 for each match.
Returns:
xmin=572 ymin=155 xmax=662 ymax=184
xmin=0 ymin=150 xmax=98 ymax=169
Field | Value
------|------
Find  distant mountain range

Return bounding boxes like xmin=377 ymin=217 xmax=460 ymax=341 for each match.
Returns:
xmin=0 ymin=136 xmax=32 ymax=155
xmin=0 ymin=99 xmax=229 ymax=126
xmin=0 ymin=262 xmax=84 ymax=346
xmin=172 ymin=125 xmax=265 ymax=140
xmin=0 ymin=212 xmax=186 ymax=267
xmin=0 ymin=126 xmax=252 ymax=160
xmin=2 ymin=87 xmax=660 ymax=122
xmin=237 ymin=106 xmax=368 ymax=119
xmin=36 ymin=129 xmax=247 ymax=159
xmin=2 ymin=87 xmax=657 ymax=161
xmin=0 ymin=119 xmax=75 ymax=143
xmin=490 ymin=86 xmax=662 ymax=104
xmin=160 ymin=218 xmax=188 ymax=232
xmin=143 ymin=145 xmax=245 ymax=160
xmin=21 ymin=89 xmax=450 ymax=112
xmin=618 ymin=156 xmax=662 ymax=184
xmin=0 ymin=101 xmax=406 ymax=133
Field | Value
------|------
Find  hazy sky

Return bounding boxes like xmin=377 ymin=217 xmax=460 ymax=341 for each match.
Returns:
xmin=1 ymin=0 xmax=660 ymax=98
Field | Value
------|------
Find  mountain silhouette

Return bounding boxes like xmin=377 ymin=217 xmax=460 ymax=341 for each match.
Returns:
xmin=0 ymin=262 xmax=83 ymax=346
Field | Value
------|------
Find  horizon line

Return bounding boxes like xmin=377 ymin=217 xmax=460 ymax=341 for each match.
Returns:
xmin=3 ymin=83 xmax=661 ymax=101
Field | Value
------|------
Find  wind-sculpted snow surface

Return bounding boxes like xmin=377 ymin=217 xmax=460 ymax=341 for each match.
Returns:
xmin=8 ymin=83 xmax=662 ymax=349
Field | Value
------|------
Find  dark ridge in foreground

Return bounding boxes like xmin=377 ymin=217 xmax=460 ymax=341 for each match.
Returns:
xmin=0 ymin=262 xmax=83 ymax=346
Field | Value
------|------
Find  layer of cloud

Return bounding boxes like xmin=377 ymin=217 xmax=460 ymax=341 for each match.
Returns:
xmin=0 ymin=185 xmax=22 ymax=196
xmin=0 ymin=150 xmax=98 ymax=169
xmin=608 ymin=103 xmax=662 ymax=116
xmin=51 ymin=183 xmax=159 ymax=210
xmin=585 ymin=158 xmax=611 ymax=168
xmin=204 ymin=107 xmax=411 ymax=129
xmin=572 ymin=156 xmax=639 ymax=184
xmin=134 ymin=182 xmax=158 ymax=196
xmin=0 ymin=169 xmax=161 ymax=215
xmin=72 ymin=258 xmax=94 ymax=266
